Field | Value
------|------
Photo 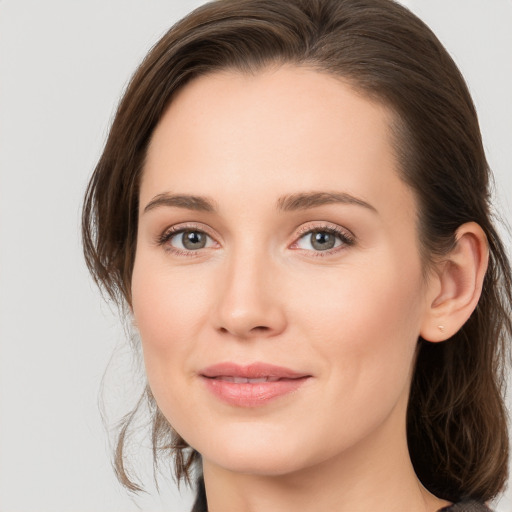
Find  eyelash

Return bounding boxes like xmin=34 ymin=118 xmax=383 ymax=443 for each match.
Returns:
xmin=293 ymin=224 xmax=355 ymax=257
xmin=156 ymin=222 xmax=356 ymax=258
xmin=157 ymin=223 xmax=216 ymax=257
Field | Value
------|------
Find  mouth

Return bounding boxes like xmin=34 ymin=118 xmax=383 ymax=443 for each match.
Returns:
xmin=210 ymin=376 xmax=283 ymax=383
xmin=199 ymin=362 xmax=312 ymax=407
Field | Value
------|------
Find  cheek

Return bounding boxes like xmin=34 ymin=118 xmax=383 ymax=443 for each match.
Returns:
xmin=291 ymin=250 xmax=425 ymax=409
xmin=130 ymin=254 xmax=210 ymax=392
xmin=291 ymin=248 xmax=425 ymax=345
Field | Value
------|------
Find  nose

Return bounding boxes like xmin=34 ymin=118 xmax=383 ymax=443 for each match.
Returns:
xmin=212 ymin=249 xmax=287 ymax=340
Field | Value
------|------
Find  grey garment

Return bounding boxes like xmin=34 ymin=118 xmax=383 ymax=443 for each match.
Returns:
xmin=439 ymin=500 xmax=493 ymax=512
xmin=191 ymin=487 xmax=492 ymax=512
xmin=191 ymin=499 xmax=492 ymax=512
xmin=191 ymin=475 xmax=493 ymax=512
xmin=191 ymin=476 xmax=207 ymax=512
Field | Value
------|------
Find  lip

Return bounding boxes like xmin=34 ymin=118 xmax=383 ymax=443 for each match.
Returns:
xmin=199 ymin=362 xmax=312 ymax=407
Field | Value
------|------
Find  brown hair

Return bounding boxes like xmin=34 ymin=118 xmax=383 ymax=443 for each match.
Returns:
xmin=82 ymin=0 xmax=512 ymax=503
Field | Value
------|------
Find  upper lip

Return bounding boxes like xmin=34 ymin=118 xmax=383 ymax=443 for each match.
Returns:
xmin=200 ymin=362 xmax=310 ymax=380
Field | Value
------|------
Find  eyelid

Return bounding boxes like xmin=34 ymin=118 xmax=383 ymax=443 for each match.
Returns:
xmin=290 ymin=221 xmax=356 ymax=256
xmin=156 ymin=222 xmax=219 ymax=255
xmin=294 ymin=221 xmax=354 ymax=239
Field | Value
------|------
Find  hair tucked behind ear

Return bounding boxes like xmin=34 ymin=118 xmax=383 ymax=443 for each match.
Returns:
xmin=82 ymin=0 xmax=511 ymax=502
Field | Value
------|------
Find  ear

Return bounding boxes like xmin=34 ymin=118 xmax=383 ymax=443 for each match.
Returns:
xmin=420 ymin=222 xmax=489 ymax=342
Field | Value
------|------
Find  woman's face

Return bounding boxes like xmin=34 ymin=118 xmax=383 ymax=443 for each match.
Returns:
xmin=132 ymin=66 xmax=434 ymax=476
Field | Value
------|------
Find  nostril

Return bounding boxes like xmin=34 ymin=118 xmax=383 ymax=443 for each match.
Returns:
xmin=218 ymin=325 xmax=271 ymax=336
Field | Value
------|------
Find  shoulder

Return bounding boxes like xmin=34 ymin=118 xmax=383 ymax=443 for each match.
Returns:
xmin=439 ymin=500 xmax=493 ymax=512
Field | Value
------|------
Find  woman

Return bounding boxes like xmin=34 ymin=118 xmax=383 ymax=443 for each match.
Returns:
xmin=82 ymin=0 xmax=512 ymax=510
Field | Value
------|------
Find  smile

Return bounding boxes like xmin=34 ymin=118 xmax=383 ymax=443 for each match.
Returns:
xmin=213 ymin=376 xmax=282 ymax=383
xmin=199 ymin=362 xmax=312 ymax=407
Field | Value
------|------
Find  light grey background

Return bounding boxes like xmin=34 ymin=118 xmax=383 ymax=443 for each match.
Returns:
xmin=0 ymin=1 xmax=510 ymax=511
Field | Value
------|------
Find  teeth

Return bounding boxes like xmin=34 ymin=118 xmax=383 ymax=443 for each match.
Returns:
xmin=217 ymin=376 xmax=281 ymax=383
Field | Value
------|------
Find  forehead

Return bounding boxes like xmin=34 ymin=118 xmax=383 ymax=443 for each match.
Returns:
xmin=141 ymin=65 xmax=414 ymax=223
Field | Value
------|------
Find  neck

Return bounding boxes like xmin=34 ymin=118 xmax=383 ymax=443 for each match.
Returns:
xmin=201 ymin=397 xmax=450 ymax=512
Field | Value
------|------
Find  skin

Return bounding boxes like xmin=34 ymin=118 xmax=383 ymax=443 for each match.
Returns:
xmin=132 ymin=66 xmax=487 ymax=512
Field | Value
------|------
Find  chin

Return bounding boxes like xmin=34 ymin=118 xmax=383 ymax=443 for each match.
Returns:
xmin=207 ymin=448 xmax=306 ymax=477
xmin=188 ymin=422 xmax=323 ymax=477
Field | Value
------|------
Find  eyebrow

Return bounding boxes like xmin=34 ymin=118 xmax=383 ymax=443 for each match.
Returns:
xmin=143 ymin=193 xmax=217 ymax=213
xmin=276 ymin=191 xmax=377 ymax=213
xmin=143 ymin=191 xmax=377 ymax=214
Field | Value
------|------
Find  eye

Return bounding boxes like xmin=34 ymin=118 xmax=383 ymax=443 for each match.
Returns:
xmin=293 ymin=225 xmax=355 ymax=253
xmin=175 ymin=230 xmax=210 ymax=250
xmin=158 ymin=226 xmax=217 ymax=254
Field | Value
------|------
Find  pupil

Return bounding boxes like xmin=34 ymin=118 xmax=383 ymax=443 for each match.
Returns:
xmin=311 ymin=231 xmax=335 ymax=250
xmin=182 ymin=231 xmax=206 ymax=250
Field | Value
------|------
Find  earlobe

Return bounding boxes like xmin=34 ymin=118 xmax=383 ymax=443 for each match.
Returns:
xmin=420 ymin=222 xmax=489 ymax=342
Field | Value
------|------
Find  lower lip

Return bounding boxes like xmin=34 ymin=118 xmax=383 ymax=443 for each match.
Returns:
xmin=201 ymin=376 xmax=310 ymax=407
